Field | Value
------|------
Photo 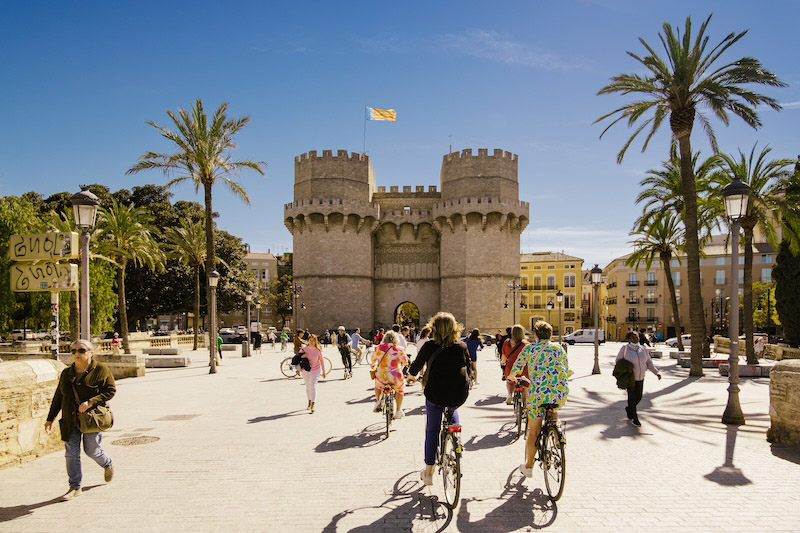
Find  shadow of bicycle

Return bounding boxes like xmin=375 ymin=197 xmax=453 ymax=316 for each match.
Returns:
xmin=315 ymin=422 xmax=386 ymax=452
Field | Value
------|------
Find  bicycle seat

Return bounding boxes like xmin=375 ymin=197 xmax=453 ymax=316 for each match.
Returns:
xmin=515 ymin=376 xmax=531 ymax=387
xmin=541 ymin=403 xmax=558 ymax=410
xmin=382 ymin=385 xmax=393 ymax=393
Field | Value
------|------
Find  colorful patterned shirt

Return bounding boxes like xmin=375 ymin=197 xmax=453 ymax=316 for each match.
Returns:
xmin=511 ymin=340 xmax=572 ymax=417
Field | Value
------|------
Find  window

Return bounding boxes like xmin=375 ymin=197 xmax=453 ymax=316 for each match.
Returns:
xmin=534 ymin=295 xmax=542 ymax=308
xmin=628 ymin=273 xmax=637 ymax=283
xmin=672 ymin=272 xmax=680 ymax=285
xmin=628 ymin=290 xmax=637 ymax=300
xmin=565 ymin=326 xmax=574 ymax=334
xmin=521 ymin=265 xmax=528 ymax=270
xmin=628 ymin=308 xmax=637 ymax=320
xmin=675 ymin=289 xmax=681 ymax=303
xmin=762 ymin=254 xmax=772 ymax=264
xmin=564 ymin=274 xmax=576 ymax=288
xmin=547 ymin=265 xmax=555 ymax=269
xmin=546 ymin=275 xmax=556 ymax=289
xmin=647 ymin=308 xmax=655 ymax=319
xmin=671 ymin=259 xmax=680 ymax=268
xmin=761 ymin=269 xmax=772 ymax=282
xmin=738 ymin=270 xmax=744 ymax=283
xmin=715 ymin=270 xmax=726 ymax=285
xmin=533 ymin=276 xmax=541 ymax=289
xmin=646 ymin=272 xmax=656 ymax=284
xmin=716 ymin=257 xmax=726 ymax=266
xmin=739 ymin=256 xmax=745 ymax=265
xmin=565 ymin=294 xmax=576 ymax=309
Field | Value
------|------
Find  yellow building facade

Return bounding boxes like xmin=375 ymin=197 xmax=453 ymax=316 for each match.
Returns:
xmin=518 ymin=252 xmax=584 ymax=336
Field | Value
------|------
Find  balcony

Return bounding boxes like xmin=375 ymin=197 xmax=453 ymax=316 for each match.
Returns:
xmin=607 ymin=282 xmax=617 ymax=289
xmin=533 ymin=304 xmax=544 ymax=310
xmin=606 ymin=316 xmax=617 ymax=322
xmin=645 ymin=280 xmax=658 ymax=286
xmin=627 ymin=316 xmax=639 ymax=322
xmin=645 ymin=317 xmax=658 ymax=322
xmin=532 ymin=285 xmax=542 ymax=291
xmin=626 ymin=280 xmax=639 ymax=286
xmin=644 ymin=297 xmax=658 ymax=304
xmin=626 ymin=298 xmax=639 ymax=304
xmin=546 ymin=285 xmax=557 ymax=291
xmin=606 ymin=298 xmax=617 ymax=305
xmin=520 ymin=285 xmax=529 ymax=290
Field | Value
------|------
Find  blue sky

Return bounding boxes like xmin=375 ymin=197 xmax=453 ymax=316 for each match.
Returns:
xmin=1 ymin=1 xmax=798 ymax=267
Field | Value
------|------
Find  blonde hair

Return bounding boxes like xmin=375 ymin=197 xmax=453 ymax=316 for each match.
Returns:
xmin=510 ymin=324 xmax=526 ymax=343
xmin=382 ymin=331 xmax=399 ymax=345
xmin=308 ymin=334 xmax=320 ymax=349
xmin=533 ymin=321 xmax=553 ymax=340
xmin=428 ymin=312 xmax=462 ymax=346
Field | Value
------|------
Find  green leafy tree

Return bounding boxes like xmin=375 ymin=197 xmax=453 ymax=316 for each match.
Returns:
xmin=596 ymin=15 xmax=785 ymax=376
xmin=96 ymin=199 xmax=164 ymax=353
xmin=214 ymin=230 xmax=256 ymax=314
xmin=714 ymin=145 xmax=794 ymax=362
xmin=269 ymin=275 xmax=294 ymax=327
xmin=127 ymin=100 xmax=265 ymax=371
xmin=774 ymin=240 xmax=800 ymax=346
xmin=0 ymin=196 xmax=40 ymax=335
xmin=752 ymin=281 xmax=779 ymax=331
xmin=627 ymin=212 xmax=686 ymax=350
xmin=164 ymin=219 xmax=207 ymax=349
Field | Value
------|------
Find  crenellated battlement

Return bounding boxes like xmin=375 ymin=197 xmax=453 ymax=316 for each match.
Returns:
xmin=284 ymin=198 xmax=380 ymax=210
xmin=294 ymin=149 xmax=368 ymax=163
xmin=374 ymin=185 xmax=439 ymax=194
xmin=443 ymin=148 xmax=518 ymax=163
xmin=435 ymin=196 xmax=528 ymax=209
xmin=440 ymin=147 xmax=519 ymax=201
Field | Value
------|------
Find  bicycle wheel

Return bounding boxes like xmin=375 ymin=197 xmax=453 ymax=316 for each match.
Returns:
xmin=384 ymin=395 xmax=393 ymax=438
xmin=440 ymin=433 xmax=461 ymax=508
xmin=323 ymin=357 xmax=333 ymax=375
xmin=542 ymin=425 xmax=566 ymax=501
xmin=359 ymin=348 xmax=372 ymax=365
xmin=280 ymin=357 xmax=298 ymax=378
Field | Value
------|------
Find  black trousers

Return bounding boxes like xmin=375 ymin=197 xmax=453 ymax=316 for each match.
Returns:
xmin=626 ymin=380 xmax=644 ymax=420
xmin=339 ymin=347 xmax=352 ymax=371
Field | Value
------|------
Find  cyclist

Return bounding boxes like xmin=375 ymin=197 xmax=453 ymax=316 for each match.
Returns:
xmin=407 ymin=312 xmax=471 ymax=486
xmin=370 ymin=331 xmax=409 ymax=417
xmin=500 ymin=325 xmax=529 ymax=404
xmin=351 ymin=328 xmax=365 ymax=362
xmin=336 ymin=326 xmax=353 ymax=379
xmin=279 ymin=330 xmax=288 ymax=352
xmin=508 ymin=320 xmax=572 ymax=478
xmin=465 ymin=328 xmax=483 ymax=386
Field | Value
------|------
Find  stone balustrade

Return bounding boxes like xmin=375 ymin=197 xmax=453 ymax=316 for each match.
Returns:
xmin=768 ymin=360 xmax=800 ymax=447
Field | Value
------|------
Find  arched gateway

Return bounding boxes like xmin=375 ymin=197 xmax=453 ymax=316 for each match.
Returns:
xmin=284 ymin=148 xmax=529 ymax=333
xmin=395 ymin=302 xmax=420 ymax=328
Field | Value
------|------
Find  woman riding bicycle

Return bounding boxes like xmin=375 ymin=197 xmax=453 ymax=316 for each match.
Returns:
xmin=508 ymin=320 xmax=572 ymax=478
xmin=370 ymin=331 xmax=409 ymax=418
xmin=407 ymin=312 xmax=471 ymax=486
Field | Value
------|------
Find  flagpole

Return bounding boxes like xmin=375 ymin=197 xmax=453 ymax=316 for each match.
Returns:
xmin=363 ymin=107 xmax=368 ymax=154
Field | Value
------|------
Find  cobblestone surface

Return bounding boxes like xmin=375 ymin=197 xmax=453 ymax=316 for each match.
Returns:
xmin=0 ymin=341 xmax=798 ymax=532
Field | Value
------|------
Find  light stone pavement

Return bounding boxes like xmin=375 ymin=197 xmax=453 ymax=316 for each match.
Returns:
xmin=1 ymin=341 xmax=798 ymax=532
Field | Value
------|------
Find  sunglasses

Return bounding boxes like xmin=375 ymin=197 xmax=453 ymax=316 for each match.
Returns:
xmin=71 ymin=348 xmax=88 ymax=354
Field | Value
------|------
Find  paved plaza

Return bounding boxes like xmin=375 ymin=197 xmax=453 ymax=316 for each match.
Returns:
xmin=1 ymin=341 xmax=798 ymax=532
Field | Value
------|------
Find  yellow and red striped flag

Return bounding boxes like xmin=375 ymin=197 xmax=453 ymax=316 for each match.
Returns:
xmin=366 ymin=107 xmax=397 ymax=122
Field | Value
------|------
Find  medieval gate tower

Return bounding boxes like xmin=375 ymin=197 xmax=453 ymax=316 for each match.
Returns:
xmin=284 ymin=148 xmax=529 ymax=333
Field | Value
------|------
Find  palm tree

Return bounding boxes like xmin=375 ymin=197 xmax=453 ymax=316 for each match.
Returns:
xmin=596 ymin=15 xmax=785 ymax=376
xmin=126 ymin=99 xmax=265 ymax=372
xmin=627 ymin=212 xmax=686 ymax=351
xmin=164 ymin=219 xmax=207 ymax=350
xmin=96 ymin=199 xmax=163 ymax=353
xmin=714 ymin=145 xmax=794 ymax=363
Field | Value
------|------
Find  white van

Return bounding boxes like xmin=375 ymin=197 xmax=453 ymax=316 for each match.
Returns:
xmin=563 ymin=329 xmax=605 ymax=345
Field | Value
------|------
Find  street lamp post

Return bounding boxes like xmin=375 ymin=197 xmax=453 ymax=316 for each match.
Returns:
xmin=70 ymin=186 xmax=100 ymax=341
xmin=546 ymin=300 xmax=554 ymax=325
xmin=208 ymin=270 xmax=220 ymax=374
xmin=506 ymin=279 xmax=522 ymax=325
xmin=591 ymin=264 xmax=603 ymax=375
xmin=291 ymin=284 xmax=303 ymax=330
xmin=256 ymin=302 xmax=261 ymax=325
xmin=556 ymin=289 xmax=563 ymax=341
xmin=242 ymin=291 xmax=252 ymax=357
xmin=721 ymin=176 xmax=751 ymax=426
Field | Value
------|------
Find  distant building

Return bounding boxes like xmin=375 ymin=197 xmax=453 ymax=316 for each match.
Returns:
xmin=518 ymin=252 xmax=584 ymax=336
xmin=219 ymin=252 xmax=280 ymax=330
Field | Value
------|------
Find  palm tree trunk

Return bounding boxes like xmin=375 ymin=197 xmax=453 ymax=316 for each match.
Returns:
xmin=743 ymin=225 xmax=756 ymax=363
xmin=193 ymin=265 xmax=200 ymax=350
xmin=204 ymin=182 xmax=217 ymax=370
xmin=117 ymin=261 xmax=131 ymax=354
xmin=676 ymin=133 xmax=707 ymax=377
xmin=69 ymin=290 xmax=79 ymax=342
xmin=662 ymin=252 xmax=684 ymax=351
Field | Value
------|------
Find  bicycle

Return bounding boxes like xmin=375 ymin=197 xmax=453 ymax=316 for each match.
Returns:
xmin=436 ymin=407 xmax=463 ymax=509
xmin=381 ymin=385 xmax=395 ymax=439
xmin=355 ymin=344 xmax=373 ymax=366
xmin=534 ymin=403 xmax=566 ymax=501
xmin=280 ymin=356 xmax=332 ymax=378
xmin=512 ymin=378 xmax=529 ymax=439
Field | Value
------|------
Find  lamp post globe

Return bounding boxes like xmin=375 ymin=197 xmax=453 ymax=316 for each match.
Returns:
xmin=721 ymin=176 xmax=751 ymax=426
xmin=70 ymin=186 xmax=100 ymax=341
xmin=208 ymin=270 xmax=220 ymax=374
xmin=591 ymin=264 xmax=602 ymax=375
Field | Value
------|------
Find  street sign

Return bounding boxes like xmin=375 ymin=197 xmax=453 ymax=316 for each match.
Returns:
xmin=9 ymin=232 xmax=79 ymax=261
xmin=10 ymin=262 xmax=78 ymax=292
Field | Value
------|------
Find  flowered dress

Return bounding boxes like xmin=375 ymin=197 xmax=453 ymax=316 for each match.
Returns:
xmin=511 ymin=340 xmax=572 ymax=419
xmin=372 ymin=342 xmax=409 ymax=393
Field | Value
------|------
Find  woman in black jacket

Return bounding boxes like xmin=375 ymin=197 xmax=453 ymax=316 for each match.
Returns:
xmin=407 ymin=312 xmax=471 ymax=486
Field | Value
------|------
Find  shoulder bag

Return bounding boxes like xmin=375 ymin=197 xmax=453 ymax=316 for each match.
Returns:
xmin=420 ymin=345 xmax=446 ymax=387
xmin=370 ymin=348 xmax=388 ymax=380
xmin=70 ymin=378 xmax=114 ymax=433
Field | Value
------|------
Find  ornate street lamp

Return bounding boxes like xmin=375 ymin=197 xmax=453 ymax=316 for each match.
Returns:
xmin=721 ymin=176 xmax=751 ymax=425
xmin=291 ymin=284 xmax=303 ymax=329
xmin=70 ymin=186 xmax=100 ymax=341
xmin=208 ymin=270 xmax=220 ymax=374
xmin=591 ymin=264 xmax=603 ymax=375
xmin=243 ymin=291 xmax=253 ymax=357
xmin=556 ymin=289 xmax=563 ymax=341
xmin=507 ymin=279 xmax=522 ymax=325
xmin=546 ymin=300 xmax=554 ymax=324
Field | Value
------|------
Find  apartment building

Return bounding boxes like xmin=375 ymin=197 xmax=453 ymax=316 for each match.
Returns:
xmin=220 ymin=252 xmax=280 ymax=330
xmin=518 ymin=252 xmax=584 ymax=336
xmin=601 ymin=234 xmax=775 ymax=341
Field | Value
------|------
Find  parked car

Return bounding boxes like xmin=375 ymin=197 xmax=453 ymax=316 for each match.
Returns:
xmin=563 ymin=329 xmax=605 ymax=345
xmin=234 ymin=325 xmax=248 ymax=336
xmin=11 ymin=329 xmax=35 ymax=341
xmin=219 ymin=330 xmax=244 ymax=344
xmin=666 ymin=334 xmax=692 ymax=348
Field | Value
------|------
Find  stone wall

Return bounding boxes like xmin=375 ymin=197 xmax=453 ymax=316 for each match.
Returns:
xmin=0 ymin=360 xmax=65 ymax=469
xmin=767 ymin=360 xmax=800 ymax=447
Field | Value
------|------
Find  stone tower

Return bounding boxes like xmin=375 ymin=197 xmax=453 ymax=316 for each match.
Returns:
xmin=436 ymin=148 xmax=529 ymax=330
xmin=284 ymin=150 xmax=378 ymax=331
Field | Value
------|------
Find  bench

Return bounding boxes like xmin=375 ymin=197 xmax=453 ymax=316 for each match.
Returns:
xmin=718 ymin=363 xmax=773 ymax=377
xmin=145 ymin=355 xmax=191 ymax=368
xmin=143 ymin=348 xmax=183 ymax=355
xmin=220 ymin=344 xmax=237 ymax=352
xmin=678 ymin=356 xmax=729 ymax=368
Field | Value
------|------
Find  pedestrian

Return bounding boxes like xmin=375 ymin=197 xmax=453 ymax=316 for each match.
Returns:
xmin=336 ymin=326 xmax=353 ymax=379
xmin=638 ymin=328 xmax=652 ymax=348
xmin=110 ymin=332 xmax=121 ymax=355
xmin=293 ymin=329 xmax=306 ymax=355
xmin=216 ymin=332 xmax=223 ymax=364
xmin=407 ymin=312 xmax=471 ymax=486
xmin=500 ymin=325 xmax=529 ymax=405
xmin=374 ymin=328 xmax=385 ymax=345
xmin=371 ymin=331 xmax=409 ymax=418
xmin=268 ymin=330 xmax=276 ymax=349
xmin=399 ymin=326 xmax=410 ymax=349
xmin=299 ymin=335 xmax=326 ymax=413
xmin=755 ymin=335 xmax=766 ymax=359
xmin=508 ymin=320 xmax=572 ymax=478
xmin=253 ymin=330 xmax=262 ymax=353
xmin=280 ymin=330 xmax=288 ymax=352
xmin=465 ymin=328 xmax=483 ymax=385
xmin=44 ymin=339 xmax=115 ymax=501
xmin=615 ymin=331 xmax=662 ymax=427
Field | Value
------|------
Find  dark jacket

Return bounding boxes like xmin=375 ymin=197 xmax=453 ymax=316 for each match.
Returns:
xmin=47 ymin=359 xmax=116 ymax=441
xmin=408 ymin=341 xmax=471 ymax=408
xmin=612 ymin=358 xmax=635 ymax=390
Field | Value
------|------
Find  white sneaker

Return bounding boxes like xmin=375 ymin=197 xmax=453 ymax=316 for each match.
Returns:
xmin=394 ymin=409 xmax=405 ymax=420
xmin=519 ymin=463 xmax=533 ymax=478
xmin=420 ymin=469 xmax=433 ymax=486
xmin=61 ymin=487 xmax=81 ymax=501
xmin=373 ymin=401 xmax=382 ymax=413
xmin=505 ymin=396 xmax=513 ymax=405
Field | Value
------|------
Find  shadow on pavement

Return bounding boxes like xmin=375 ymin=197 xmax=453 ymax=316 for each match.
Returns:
xmin=321 ymin=471 xmax=452 ymax=532
xmin=456 ymin=469 xmax=557 ymax=531
xmin=315 ymin=423 xmax=385 ymax=452
xmin=474 ymin=395 xmax=505 ymax=407
xmin=247 ymin=410 xmax=307 ymax=423
xmin=345 ymin=395 xmax=376 ymax=405
xmin=464 ymin=421 xmax=517 ymax=451
xmin=770 ymin=444 xmax=800 ymax=465
xmin=704 ymin=426 xmax=752 ymax=486
xmin=0 ymin=485 xmax=103 ymax=522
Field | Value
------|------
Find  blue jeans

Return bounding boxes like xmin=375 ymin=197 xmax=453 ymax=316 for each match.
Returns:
xmin=424 ymin=399 xmax=459 ymax=466
xmin=65 ymin=429 xmax=112 ymax=489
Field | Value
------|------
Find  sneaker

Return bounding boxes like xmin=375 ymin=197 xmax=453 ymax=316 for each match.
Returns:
xmin=505 ymin=396 xmax=513 ymax=405
xmin=625 ymin=407 xmax=632 ymax=420
xmin=61 ymin=487 xmax=81 ymax=501
xmin=394 ymin=409 xmax=405 ymax=420
xmin=420 ymin=469 xmax=433 ymax=486
xmin=632 ymin=418 xmax=642 ymax=427
xmin=104 ymin=464 xmax=114 ymax=482
xmin=373 ymin=401 xmax=382 ymax=413
xmin=519 ymin=463 xmax=534 ymax=478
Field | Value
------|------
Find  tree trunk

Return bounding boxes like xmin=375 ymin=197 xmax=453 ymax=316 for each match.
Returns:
xmin=675 ymin=131 xmax=706 ymax=376
xmin=69 ymin=290 xmax=79 ymax=342
xmin=193 ymin=265 xmax=200 ymax=350
xmin=117 ymin=261 xmax=131 ymax=354
xmin=662 ymin=252 xmax=684 ymax=351
xmin=204 ymin=182 xmax=217 ymax=371
xmin=743 ymin=224 xmax=757 ymax=363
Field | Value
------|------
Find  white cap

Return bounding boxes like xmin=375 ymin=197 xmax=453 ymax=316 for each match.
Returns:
xmin=338 ymin=326 xmax=345 ymax=331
